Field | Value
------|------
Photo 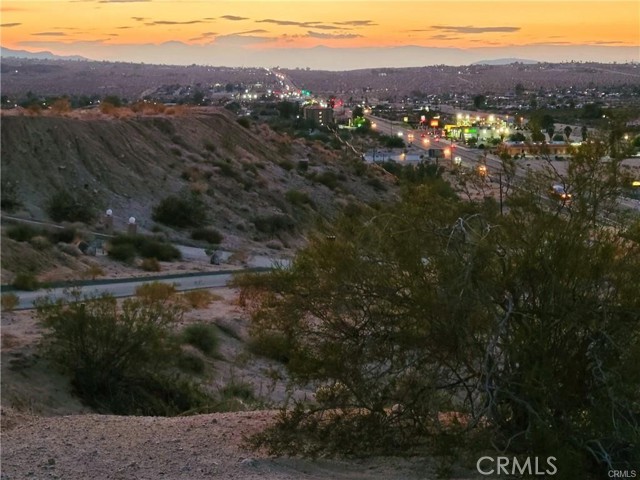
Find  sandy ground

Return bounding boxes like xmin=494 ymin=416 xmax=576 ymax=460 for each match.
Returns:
xmin=0 ymin=221 xmax=484 ymax=479
xmin=0 ymin=286 xmax=483 ymax=480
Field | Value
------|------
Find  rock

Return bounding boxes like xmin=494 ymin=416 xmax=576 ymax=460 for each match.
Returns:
xmin=239 ymin=458 xmax=257 ymax=467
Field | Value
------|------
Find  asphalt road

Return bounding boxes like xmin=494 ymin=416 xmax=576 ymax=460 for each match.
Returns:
xmin=11 ymin=271 xmax=240 ymax=310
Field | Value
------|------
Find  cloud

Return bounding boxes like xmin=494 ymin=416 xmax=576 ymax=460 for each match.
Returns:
xmin=428 ymin=34 xmax=461 ymax=41
xmin=220 ymin=15 xmax=248 ymax=21
xmin=431 ymin=25 xmax=520 ymax=34
xmin=32 ymin=32 xmax=68 ymax=36
xmin=257 ymin=18 xmax=308 ymax=27
xmin=334 ymin=20 xmax=376 ymax=27
xmin=117 ymin=26 xmax=133 ymax=29
xmin=1 ymin=22 xmax=21 ymax=27
xmin=99 ymin=0 xmax=151 ymax=3
xmin=131 ymin=17 xmax=147 ymax=21
xmin=307 ymin=24 xmax=343 ymax=31
xmin=189 ymin=31 xmax=217 ymax=42
xmin=146 ymin=20 xmax=207 ymax=26
xmin=306 ymin=31 xmax=362 ymax=39
xmin=593 ymin=41 xmax=625 ymax=45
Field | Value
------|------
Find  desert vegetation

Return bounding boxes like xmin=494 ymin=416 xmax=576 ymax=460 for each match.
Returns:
xmin=237 ymin=139 xmax=640 ymax=478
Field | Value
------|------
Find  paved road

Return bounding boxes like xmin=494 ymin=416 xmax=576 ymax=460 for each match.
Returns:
xmin=10 ymin=271 xmax=251 ymax=311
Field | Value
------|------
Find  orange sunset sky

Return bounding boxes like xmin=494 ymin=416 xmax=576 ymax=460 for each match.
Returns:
xmin=1 ymin=1 xmax=639 ymax=68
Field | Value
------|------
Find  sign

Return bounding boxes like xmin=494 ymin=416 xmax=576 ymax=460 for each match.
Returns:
xmin=430 ymin=119 xmax=439 ymax=127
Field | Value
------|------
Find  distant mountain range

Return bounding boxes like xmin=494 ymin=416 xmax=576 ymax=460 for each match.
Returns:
xmin=0 ymin=47 xmax=87 ymax=61
xmin=472 ymin=58 xmax=539 ymax=65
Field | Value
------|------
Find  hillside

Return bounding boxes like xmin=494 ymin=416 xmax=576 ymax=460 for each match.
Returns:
xmin=1 ymin=108 xmax=394 ymax=250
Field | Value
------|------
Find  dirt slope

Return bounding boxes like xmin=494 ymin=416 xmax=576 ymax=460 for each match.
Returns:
xmin=1 ymin=108 xmax=393 ymax=245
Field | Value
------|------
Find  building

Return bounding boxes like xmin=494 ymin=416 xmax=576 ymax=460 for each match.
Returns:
xmin=303 ymin=105 xmax=334 ymax=126
xmin=500 ymin=141 xmax=577 ymax=157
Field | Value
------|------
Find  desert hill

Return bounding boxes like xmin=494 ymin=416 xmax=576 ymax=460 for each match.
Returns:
xmin=1 ymin=108 xmax=393 ymax=248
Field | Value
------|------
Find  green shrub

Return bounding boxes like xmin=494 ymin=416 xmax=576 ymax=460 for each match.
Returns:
xmin=109 ymin=235 xmax=181 ymax=262
xmin=140 ymin=257 xmax=161 ymax=272
xmin=48 ymin=227 xmax=76 ymax=244
xmin=177 ymin=351 xmax=206 ymax=374
xmin=285 ymin=190 xmax=313 ymax=207
xmin=12 ymin=273 xmax=40 ymax=291
xmin=237 ymin=117 xmax=251 ymax=129
xmin=107 ymin=242 xmax=137 ymax=263
xmin=182 ymin=323 xmax=219 ymax=356
xmin=153 ymin=192 xmax=207 ymax=229
xmin=35 ymin=293 xmax=211 ymax=415
xmin=314 ymin=171 xmax=341 ymax=190
xmin=6 ymin=224 xmax=38 ymax=242
xmin=278 ymin=159 xmax=294 ymax=171
xmin=253 ymin=214 xmax=296 ymax=236
xmin=191 ymin=227 xmax=223 ymax=244
xmin=137 ymin=240 xmax=181 ymax=261
xmin=220 ymin=381 xmax=255 ymax=402
xmin=248 ymin=332 xmax=291 ymax=364
xmin=46 ymin=190 xmax=96 ymax=223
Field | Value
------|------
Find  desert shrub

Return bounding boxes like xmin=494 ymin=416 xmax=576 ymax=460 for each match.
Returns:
xmin=182 ymin=323 xmax=219 ymax=356
xmin=135 ymin=282 xmax=177 ymax=304
xmin=82 ymin=265 xmax=105 ymax=280
xmin=6 ymin=224 xmax=38 ymax=242
xmin=12 ymin=273 xmax=39 ymax=291
xmin=203 ymin=140 xmax=217 ymax=152
xmin=191 ymin=227 xmax=222 ymax=244
xmin=1 ymin=178 xmax=21 ymax=211
xmin=285 ymin=190 xmax=313 ymax=207
xmin=35 ymin=293 xmax=210 ymax=415
xmin=1 ymin=293 xmax=19 ymax=312
xmin=140 ymin=257 xmax=161 ymax=272
xmin=220 ymin=381 xmax=255 ymax=402
xmin=253 ymin=214 xmax=296 ymax=236
xmin=46 ymin=190 xmax=96 ymax=223
xmin=237 ymin=117 xmax=251 ymax=129
xmin=313 ymin=171 xmax=341 ymax=190
xmin=30 ymin=235 xmax=52 ymax=250
xmin=177 ymin=351 xmax=206 ymax=374
xmin=278 ymin=159 xmax=294 ymax=171
xmin=153 ymin=192 xmax=207 ymax=229
xmin=137 ymin=240 xmax=180 ymax=261
xmin=48 ymin=227 xmax=77 ymax=244
xmin=247 ymin=332 xmax=291 ymax=364
xmin=109 ymin=235 xmax=181 ymax=262
xmin=181 ymin=289 xmax=219 ymax=309
xmin=366 ymin=177 xmax=386 ymax=191
xmin=107 ymin=242 xmax=137 ymax=263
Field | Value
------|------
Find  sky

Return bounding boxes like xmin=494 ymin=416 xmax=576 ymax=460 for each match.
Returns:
xmin=1 ymin=0 xmax=639 ymax=69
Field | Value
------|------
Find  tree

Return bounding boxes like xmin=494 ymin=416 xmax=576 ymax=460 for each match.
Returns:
xmin=582 ymin=125 xmax=589 ymax=141
xmin=238 ymin=139 xmax=640 ymax=477
xmin=473 ymin=94 xmax=486 ymax=109
xmin=564 ymin=125 xmax=573 ymax=141
xmin=515 ymin=83 xmax=525 ymax=97
xmin=509 ymin=132 xmax=526 ymax=142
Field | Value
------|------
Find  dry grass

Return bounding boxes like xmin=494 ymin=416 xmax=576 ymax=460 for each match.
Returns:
xmin=181 ymin=289 xmax=223 ymax=309
xmin=1 ymin=293 xmax=20 ymax=312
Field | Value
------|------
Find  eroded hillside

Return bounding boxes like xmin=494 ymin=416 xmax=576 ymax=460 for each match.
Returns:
xmin=1 ymin=108 xmax=395 ymax=249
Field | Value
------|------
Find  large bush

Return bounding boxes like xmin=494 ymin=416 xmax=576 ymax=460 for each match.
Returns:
xmin=238 ymin=140 xmax=640 ymax=477
xmin=46 ymin=190 xmax=97 ymax=223
xmin=152 ymin=191 xmax=208 ymax=229
xmin=36 ymin=293 xmax=211 ymax=415
xmin=108 ymin=235 xmax=181 ymax=262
